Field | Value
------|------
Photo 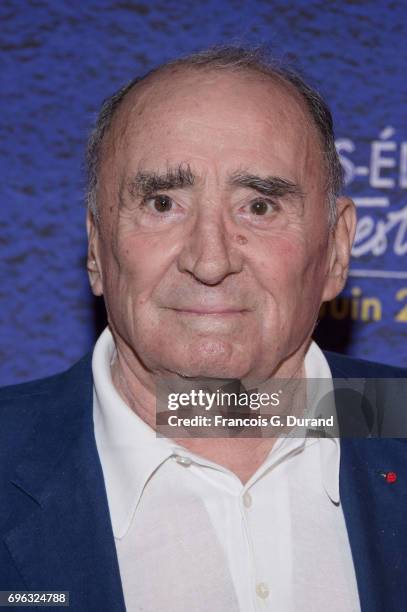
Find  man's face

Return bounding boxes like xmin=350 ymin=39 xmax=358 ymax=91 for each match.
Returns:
xmin=88 ymin=69 xmax=353 ymax=381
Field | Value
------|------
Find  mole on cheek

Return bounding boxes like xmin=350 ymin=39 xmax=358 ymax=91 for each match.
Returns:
xmin=235 ymin=234 xmax=248 ymax=245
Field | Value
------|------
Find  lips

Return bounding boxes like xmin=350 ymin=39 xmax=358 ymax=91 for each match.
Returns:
xmin=171 ymin=307 xmax=248 ymax=315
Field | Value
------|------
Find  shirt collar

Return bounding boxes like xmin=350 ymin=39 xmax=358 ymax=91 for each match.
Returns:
xmin=304 ymin=340 xmax=340 ymax=504
xmin=92 ymin=327 xmax=176 ymax=539
xmin=93 ymin=327 xmax=340 ymax=539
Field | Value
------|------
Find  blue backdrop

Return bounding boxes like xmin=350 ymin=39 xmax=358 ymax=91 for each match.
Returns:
xmin=1 ymin=0 xmax=406 ymax=384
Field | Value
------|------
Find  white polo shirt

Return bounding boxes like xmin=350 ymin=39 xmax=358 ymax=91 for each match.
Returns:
xmin=93 ymin=327 xmax=360 ymax=612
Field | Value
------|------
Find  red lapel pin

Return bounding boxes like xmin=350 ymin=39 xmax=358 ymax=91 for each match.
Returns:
xmin=381 ymin=471 xmax=397 ymax=484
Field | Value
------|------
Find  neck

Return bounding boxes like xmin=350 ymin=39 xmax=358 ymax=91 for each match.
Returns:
xmin=110 ymin=342 xmax=307 ymax=484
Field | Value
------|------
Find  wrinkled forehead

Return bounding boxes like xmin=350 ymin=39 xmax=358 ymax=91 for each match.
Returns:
xmin=100 ymin=67 xmax=325 ymax=188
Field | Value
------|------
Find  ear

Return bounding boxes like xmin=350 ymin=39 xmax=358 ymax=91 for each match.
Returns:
xmin=322 ymin=196 xmax=357 ymax=302
xmin=86 ymin=209 xmax=104 ymax=296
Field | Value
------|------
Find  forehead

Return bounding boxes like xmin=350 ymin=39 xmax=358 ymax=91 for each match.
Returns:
xmin=104 ymin=68 xmax=325 ymax=187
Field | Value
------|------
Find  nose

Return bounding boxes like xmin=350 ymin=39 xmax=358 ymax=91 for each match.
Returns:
xmin=177 ymin=210 xmax=243 ymax=285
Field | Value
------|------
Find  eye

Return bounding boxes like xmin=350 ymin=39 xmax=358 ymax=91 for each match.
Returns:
xmin=249 ymin=199 xmax=277 ymax=216
xmin=145 ymin=194 xmax=173 ymax=213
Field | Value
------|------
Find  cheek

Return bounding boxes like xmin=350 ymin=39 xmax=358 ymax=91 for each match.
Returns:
xmin=250 ymin=232 xmax=328 ymax=312
xmin=103 ymin=232 xmax=176 ymax=308
xmin=251 ymin=233 xmax=306 ymax=288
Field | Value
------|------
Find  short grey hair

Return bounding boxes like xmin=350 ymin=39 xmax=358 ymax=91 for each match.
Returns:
xmin=86 ymin=45 xmax=343 ymax=227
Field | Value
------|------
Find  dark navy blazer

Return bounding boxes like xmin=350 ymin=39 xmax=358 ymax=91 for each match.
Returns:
xmin=1 ymin=351 xmax=406 ymax=611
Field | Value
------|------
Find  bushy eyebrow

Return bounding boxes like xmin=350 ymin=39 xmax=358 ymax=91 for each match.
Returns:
xmin=127 ymin=164 xmax=304 ymax=202
xmin=228 ymin=172 xmax=304 ymax=199
xmin=128 ymin=164 xmax=195 ymax=196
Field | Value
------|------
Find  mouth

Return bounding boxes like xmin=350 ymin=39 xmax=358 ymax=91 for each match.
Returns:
xmin=171 ymin=307 xmax=249 ymax=316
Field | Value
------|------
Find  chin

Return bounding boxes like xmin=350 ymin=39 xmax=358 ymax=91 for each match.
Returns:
xmin=176 ymin=363 xmax=246 ymax=380
xmin=167 ymin=342 xmax=252 ymax=380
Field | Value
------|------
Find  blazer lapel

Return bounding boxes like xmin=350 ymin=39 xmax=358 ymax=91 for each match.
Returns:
xmin=327 ymin=356 xmax=407 ymax=611
xmin=340 ymin=437 xmax=407 ymax=612
xmin=4 ymin=355 xmax=126 ymax=612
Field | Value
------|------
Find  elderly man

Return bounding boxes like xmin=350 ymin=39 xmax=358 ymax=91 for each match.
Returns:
xmin=1 ymin=47 xmax=406 ymax=612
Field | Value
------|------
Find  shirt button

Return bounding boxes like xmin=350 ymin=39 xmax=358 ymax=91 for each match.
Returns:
xmin=256 ymin=582 xmax=270 ymax=600
xmin=174 ymin=455 xmax=192 ymax=467
xmin=243 ymin=492 xmax=252 ymax=508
